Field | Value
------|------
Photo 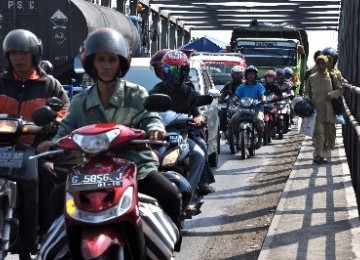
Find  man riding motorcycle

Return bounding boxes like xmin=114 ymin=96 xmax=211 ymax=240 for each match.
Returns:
xmin=230 ymin=65 xmax=266 ymax=149
xmin=149 ymin=50 xmax=216 ymax=208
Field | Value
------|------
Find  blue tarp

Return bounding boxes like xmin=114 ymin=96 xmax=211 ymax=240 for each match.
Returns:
xmin=178 ymin=36 xmax=227 ymax=52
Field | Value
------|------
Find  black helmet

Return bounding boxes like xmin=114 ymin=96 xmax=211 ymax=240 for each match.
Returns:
xmin=80 ymin=28 xmax=131 ymax=80
xmin=39 ymin=60 xmax=53 ymax=75
xmin=244 ymin=65 xmax=258 ymax=80
xmin=293 ymin=98 xmax=314 ymax=118
xmin=2 ymin=29 xmax=43 ymax=68
xmin=321 ymin=47 xmax=338 ymax=66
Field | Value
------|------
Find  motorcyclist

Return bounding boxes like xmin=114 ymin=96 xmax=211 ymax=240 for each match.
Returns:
xmin=149 ymin=50 xmax=215 ymax=207
xmin=0 ymin=29 xmax=70 ymax=233
xmin=263 ymin=70 xmax=282 ymax=97
xmin=230 ymin=65 xmax=266 ymax=149
xmin=219 ymin=65 xmax=244 ymax=134
xmin=37 ymin=28 xmax=182 ymax=254
xmin=276 ymin=68 xmax=293 ymax=95
xmin=39 ymin=59 xmax=54 ymax=75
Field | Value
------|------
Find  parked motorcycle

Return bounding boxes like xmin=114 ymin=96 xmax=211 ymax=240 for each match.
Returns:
xmin=227 ymin=97 xmax=260 ymax=160
xmin=0 ymin=97 xmax=63 ymax=260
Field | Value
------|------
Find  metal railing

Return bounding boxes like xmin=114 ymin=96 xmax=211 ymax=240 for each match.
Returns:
xmin=342 ymin=83 xmax=360 ymax=208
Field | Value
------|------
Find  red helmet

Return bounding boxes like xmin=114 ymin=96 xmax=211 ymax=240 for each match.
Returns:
xmin=161 ymin=50 xmax=190 ymax=86
xmin=80 ymin=28 xmax=131 ymax=80
xmin=150 ymin=49 xmax=171 ymax=79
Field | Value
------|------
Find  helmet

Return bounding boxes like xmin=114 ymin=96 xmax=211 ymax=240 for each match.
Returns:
xmin=150 ymin=49 xmax=171 ymax=67
xmin=3 ymin=29 xmax=43 ymax=67
xmin=244 ymin=65 xmax=258 ymax=80
xmin=265 ymin=70 xmax=276 ymax=78
xmin=80 ymin=28 xmax=131 ymax=80
xmin=231 ymin=65 xmax=244 ymax=80
xmin=293 ymin=98 xmax=314 ymax=118
xmin=321 ymin=47 xmax=338 ymax=66
xmin=283 ymin=67 xmax=293 ymax=78
xmin=150 ymin=49 xmax=171 ymax=79
xmin=161 ymin=50 xmax=190 ymax=86
xmin=276 ymin=68 xmax=285 ymax=77
xmin=39 ymin=60 xmax=53 ymax=75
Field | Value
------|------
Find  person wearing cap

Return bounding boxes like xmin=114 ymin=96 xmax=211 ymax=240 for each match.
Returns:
xmin=306 ymin=55 xmax=342 ymax=164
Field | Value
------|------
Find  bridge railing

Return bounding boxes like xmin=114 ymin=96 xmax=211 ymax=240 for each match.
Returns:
xmin=342 ymin=83 xmax=360 ymax=208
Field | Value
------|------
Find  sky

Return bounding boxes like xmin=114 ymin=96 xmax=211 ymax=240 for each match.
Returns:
xmin=191 ymin=30 xmax=339 ymax=68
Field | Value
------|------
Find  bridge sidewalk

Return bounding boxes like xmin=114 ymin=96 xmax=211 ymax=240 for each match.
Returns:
xmin=258 ymin=125 xmax=360 ymax=260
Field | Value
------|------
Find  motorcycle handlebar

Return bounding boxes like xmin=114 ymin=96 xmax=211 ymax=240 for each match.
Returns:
xmin=28 ymin=149 xmax=64 ymax=160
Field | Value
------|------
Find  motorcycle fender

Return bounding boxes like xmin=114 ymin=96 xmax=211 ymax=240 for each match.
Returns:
xmin=81 ymin=227 xmax=125 ymax=259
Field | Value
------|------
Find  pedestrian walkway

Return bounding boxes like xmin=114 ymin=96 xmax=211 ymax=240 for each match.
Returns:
xmin=258 ymin=125 xmax=360 ymax=260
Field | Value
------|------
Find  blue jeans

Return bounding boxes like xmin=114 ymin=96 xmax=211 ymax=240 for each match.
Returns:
xmin=187 ymin=138 xmax=205 ymax=203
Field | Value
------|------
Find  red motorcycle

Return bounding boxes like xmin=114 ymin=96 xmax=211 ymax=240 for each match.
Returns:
xmin=33 ymin=94 xmax=213 ymax=260
xmin=263 ymin=93 xmax=279 ymax=145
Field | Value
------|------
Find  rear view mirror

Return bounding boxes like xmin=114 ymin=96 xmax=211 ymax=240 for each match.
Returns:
xmin=144 ymin=94 xmax=172 ymax=112
xmin=32 ymin=106 xmax=57 ymax=126
xmin=46 ymin=97 xmax=64 ymax=112
xmin=208 ymin=89 xmax=221 ymax=98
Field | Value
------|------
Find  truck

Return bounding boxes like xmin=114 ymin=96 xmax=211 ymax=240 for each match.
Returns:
xmin=0 ymin=0 xmax=141 ymax=86
xmin=230 ymin=21 xmax=309 ymax=94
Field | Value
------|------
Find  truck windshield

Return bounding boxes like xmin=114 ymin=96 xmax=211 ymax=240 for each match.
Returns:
xmin=236 ymin=40 xmax=297 ymax=67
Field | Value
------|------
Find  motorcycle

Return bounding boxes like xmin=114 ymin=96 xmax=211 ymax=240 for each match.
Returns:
xmin=275 ymin=93 xmax=293 ymax=140
xmin=0 ymin=98 xmax=63 ymax=260
xmin=263 ymin=93 xmax=279 ymax=145
xmin=227 ymin=97 xmax=260 ymax=160
xmin=34 ymin=94 xmax=212 ymax=260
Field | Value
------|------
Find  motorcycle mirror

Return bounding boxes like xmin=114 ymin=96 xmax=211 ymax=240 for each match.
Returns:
xmin=191 ymin=95 xmax=213 ymax=108
xmin=144 ymin=94 xmax=172 ymax=112
xmin=46 ymin=97 xmax=64 ymax=112
xmin=32 ymin=106 xmax=57 ymax=126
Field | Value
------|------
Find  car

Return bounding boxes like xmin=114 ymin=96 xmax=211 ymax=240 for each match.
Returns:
xmin=123 ymin=56 xmax=221 ymax=167
xmin=192 ymin=52 xmax=247 ymax=91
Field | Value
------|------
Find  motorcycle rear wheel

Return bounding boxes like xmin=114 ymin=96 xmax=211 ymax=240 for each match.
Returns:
xmin=93 ymin=245 xmax=127 ymax=260
xmin=248 ymin=128 xmax=255 ymax=157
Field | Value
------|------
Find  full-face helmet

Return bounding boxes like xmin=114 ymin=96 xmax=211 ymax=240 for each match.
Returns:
xmin=161 ymin=50 xmax=190 ymax=86
xmin=244 ymin=65 xmax=258 ymax=80
xmin=265 ymin=70 xmax=276 ymax=83
xmin=2 ymin=29 xmax=43 ymax=68
xmin=80 ymin=28 xmax=131 ymax=80
xmin=293 ymin=98 xmax=314 ymax=118
xmin=321 ymin=47 xmax=338 ymax=66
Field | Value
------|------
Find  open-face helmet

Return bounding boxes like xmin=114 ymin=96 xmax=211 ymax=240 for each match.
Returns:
xmin=3 ymin=29 xmax=43 ymax=68
xmin=231 ymin=65 xmax=244 ymax=80
xmin=321 ymin=47 xmax=338 ymax=67
xmin=244 ymin=65 xmax=258 ymax=80
xmin=80 ymin=28 xmax=131 ymax=80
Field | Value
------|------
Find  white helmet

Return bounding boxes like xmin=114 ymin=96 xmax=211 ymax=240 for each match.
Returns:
xmin=231 ymin=65 xmax=244 ymax=74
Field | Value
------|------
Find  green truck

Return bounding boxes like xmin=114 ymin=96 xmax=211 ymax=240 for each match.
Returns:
xmin=230 ymin=23 xmax=309 ymax=94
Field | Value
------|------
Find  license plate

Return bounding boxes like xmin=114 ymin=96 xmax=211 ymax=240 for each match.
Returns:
xmin=69 ymin=172 xmax=123 ymax=191
xmin=0 ymin=151 xmax=24 ymax=168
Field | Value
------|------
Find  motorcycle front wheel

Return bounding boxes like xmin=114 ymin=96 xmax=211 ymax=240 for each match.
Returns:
xmin=227 ymin=128 xmax=238 ymax=155
xmin=248 ymin=127 xmax=255 ymax=157
xmin=239 ymin=130 xmax=247 ymax=160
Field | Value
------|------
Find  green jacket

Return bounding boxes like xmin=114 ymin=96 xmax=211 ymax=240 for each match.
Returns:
xmin=53 ymin=80 xmax=165 ymax=179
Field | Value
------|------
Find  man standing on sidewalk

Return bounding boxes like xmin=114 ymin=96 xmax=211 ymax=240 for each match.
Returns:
xmin=306 ymin=55 xmax=342 ymax=164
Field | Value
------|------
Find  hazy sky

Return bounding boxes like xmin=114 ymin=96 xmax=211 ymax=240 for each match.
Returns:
xmin=191 ymin=30 xmax=339 ymax=68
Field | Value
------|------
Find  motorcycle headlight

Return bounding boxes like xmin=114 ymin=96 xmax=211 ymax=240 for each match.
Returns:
xmin=162 ymin=149 xmax=180 ymax=166
xmin=0 ymin=119 xmax=18 ymax=133
xmin=72 ymin=129 xmax=120 ymax=154
xmin=240 ymin=98 xmax=252 ymax=107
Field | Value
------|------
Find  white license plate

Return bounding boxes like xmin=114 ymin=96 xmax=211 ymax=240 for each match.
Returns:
xmin=69 ymin=172 xmax=123 ymax=191
xmin=0 ymin=151 xmax=24 ymax=168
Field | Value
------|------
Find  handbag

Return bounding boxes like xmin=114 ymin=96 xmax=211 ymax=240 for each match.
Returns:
xmin=329 ymin=73 xmax=344 ymax=115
